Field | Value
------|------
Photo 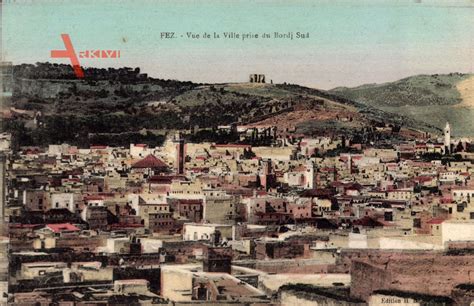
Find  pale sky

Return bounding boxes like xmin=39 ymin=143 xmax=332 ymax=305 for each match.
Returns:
xmin=2 ymin=0 xmax=473 ymax=89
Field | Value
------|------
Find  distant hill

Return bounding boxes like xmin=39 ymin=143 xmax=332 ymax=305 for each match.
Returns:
xmin=328 ymin=73 xmax=474 ymax=136
xmin=2 ymin=63 xmax=440 ymax=147
xmin=330 ymin=73 xmax=472 ymax=107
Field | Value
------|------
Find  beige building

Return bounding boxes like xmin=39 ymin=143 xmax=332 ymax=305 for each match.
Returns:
xmin=161 ymin=264 xmax=267 ymax=303
xmin=387 ymin=189 xmax=413 ymax=202
xmin=203 ymin=189 xmax=238 ymax=224
xmin=183 ymin=223 xmax=234 ymax=242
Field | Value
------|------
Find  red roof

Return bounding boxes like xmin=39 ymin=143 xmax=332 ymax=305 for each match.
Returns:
xmin=149 ymin=175 xmax=186 ymax=183
xmin=178 ymin=199 xmax=203 ymax=204
xmin=321 ymin=167 xmax=336 ymax=173
xmin=10 ymin=224 xmax=41 ymax=229
xmin=46 ymin=223 xmax=80 ymax=233
xmin=414 ymin=176 xmax=433 ymax=183
xmin=440 ymin=197 xmax=453 ymax=204
xmin=63 ymin=178 xmax=80 ymax=182
xmin=132 ymin=154 xmax=167 ymax=169
xmin=109 ymin=223 xmax=144 ymax=229
xmin=451 ymin=186 xmax=474 ymax=191
xmin=189 ymin=167 xmax=209 ymax=172
xmin=98 ymin=192 xmax=115 ymax=197
xmin=148 ymin=176 xmax=172 ymax=184
xmin=84 ymin=195 xmax=105 ymax=201
xmin=213 ymin=144 xmax=251 ymax=148
xmin=23 ymin=147 xmax=42 ymax=154
xmin=427 ymin=218 xmax=445 ymax=225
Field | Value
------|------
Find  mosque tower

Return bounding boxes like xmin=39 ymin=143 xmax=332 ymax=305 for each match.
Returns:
xmin=444 ymin=122 xmax=451 ymax=154
xmin=174 ymin=132 xmax=185 ymax=174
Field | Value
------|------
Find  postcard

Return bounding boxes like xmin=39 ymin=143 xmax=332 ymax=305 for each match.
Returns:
xmin=0 ymin=1 xmax=473 ymax=305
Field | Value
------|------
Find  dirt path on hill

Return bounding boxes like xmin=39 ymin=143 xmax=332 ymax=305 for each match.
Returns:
xmin=454 ymin=75 xmax=474 ymax=108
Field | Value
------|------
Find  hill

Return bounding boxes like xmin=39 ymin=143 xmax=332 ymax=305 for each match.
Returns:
xmin=328 ymin=73 xmax=474 ymax=136
xmin=2 ymin=63 xmax=439 ymax=147
xmin=330 ymin=73 xmax=472 ymax=107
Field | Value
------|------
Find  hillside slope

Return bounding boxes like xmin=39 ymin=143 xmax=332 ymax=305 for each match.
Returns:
xmin=330 ymin=73 xmax=472 ymax=107
xmin=328 ymin=73 xmax=474 ymax=136
xmin=2 ymin=63 xmax=439 ymax=147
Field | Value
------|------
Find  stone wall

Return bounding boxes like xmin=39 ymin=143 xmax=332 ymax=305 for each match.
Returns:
xmin=255 ymin=241 xmax=307 ymax=260
xmin=256 ymin=260 xmax=334 ymax=274
xmin=278 ymin=285 xmax=365 ymax=306
xmin=350 ymin=252 xmax=474 ymax=301
xmin=350 ymin=261 xmax=392 ymax=301
xmin=446 ymin=240 xmax=474 ymax=250
xmin=334 ymin=249 xmax=444 ymax=273
xmin=451 ymin=284 xmax=474 ymax=306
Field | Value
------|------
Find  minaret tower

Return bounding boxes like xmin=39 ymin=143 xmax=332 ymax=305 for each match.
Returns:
xmin=174 ymin=132 xmax=185 ymax=174
xmin=348 ymin=154 xmax=352 ymax=175
xmin=444 ymin=122 xmax=451 ymax=154
xmin=0 ymin=154 xmax=5 ymax=221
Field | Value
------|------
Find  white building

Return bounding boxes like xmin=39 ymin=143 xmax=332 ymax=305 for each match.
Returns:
xmin=444 ymin=122 xmax=451 ymax=154
xmin=441 ymin=220 xmax=474 ymax=246
xmin=183 ymin=223 xmax=234 ymax=242
xmin=50 ymin=192 xmax=81 ymax=212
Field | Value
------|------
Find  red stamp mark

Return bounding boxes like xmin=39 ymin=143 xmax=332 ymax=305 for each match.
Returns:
xmin=51 ymin=34 xmax=121 ymax=78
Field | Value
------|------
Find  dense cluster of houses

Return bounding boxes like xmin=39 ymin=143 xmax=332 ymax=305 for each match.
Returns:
xmin=1 ymin=127 xmax=473 ymax=304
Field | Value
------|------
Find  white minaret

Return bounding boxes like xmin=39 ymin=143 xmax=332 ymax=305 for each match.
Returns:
xmin=444 ymin=122 xmax=451 ymax=154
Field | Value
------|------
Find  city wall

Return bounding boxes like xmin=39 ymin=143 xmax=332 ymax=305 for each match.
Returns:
xmin=351 ymin=253 xmax=474 ymax=301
